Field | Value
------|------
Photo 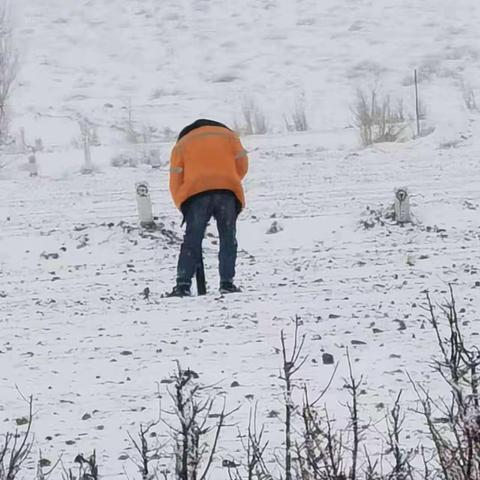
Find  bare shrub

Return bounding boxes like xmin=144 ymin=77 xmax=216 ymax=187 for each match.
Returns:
xmin=128 ymin=421 xmax=164 ymax=480
xmin=110 ymin=151 xmax=139 ymax=168
xmin=463 ymin=89 xmax=477 ymax=111
xmin=0 ymin=396 xmax=34 ymax=480
xmin=352 ymin=89 xmax=408 ymax=146
xmin=162 ymin=362 xmax=235 ymax=480
xmin=236 ymin=96 xmax=268 ymax=135
xmin=280 ymin=316 xmax=307 ymax=480
xmin=110 ymin=147 xmax=163 ymax=168
xmin=411 ymin=287 xmax=480 ymax=480
xmin=123 ymin=102 xmax=140 ymax=143
xmin=62 ymin=451 xmax=99 ymax=480
xmin=461 ymin=82 xmax=478 ymax=112
xmin=0 ymin=1 xmax=18 ymax=145
xmin=77 ymin=117 xmax=97 ymax=174
xmin=284 ymin=94 xmax=308 ymax=132
xmin=226 ymin=405 xmax=273 ymax=480
xmin=4 ymin=291 xmax=480 ymax=480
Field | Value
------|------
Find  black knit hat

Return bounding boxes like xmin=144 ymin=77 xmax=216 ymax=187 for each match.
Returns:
xmin=177 ymin=119 xmax=231 ymax=141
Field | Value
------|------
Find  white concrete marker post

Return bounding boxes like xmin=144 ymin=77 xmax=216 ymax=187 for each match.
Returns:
xmin=78 ymin=118 xmax=94 ymax=173
xmin=136 ymin=181 xmax=155 ymax=228
xmin=18 ymin=128 xmax=27 ymax=154
xmin=150 ymin=149 xmax=162 ymax=169
xmin=394 ymin=187 xmax=411 ymax=224
xmin=82 ymin=133 xmax=93 ymax=173
xmin=28 ymin=153 xmax=38 ymax=177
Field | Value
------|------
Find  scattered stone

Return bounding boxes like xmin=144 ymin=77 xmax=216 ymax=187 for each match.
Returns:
xmin=120 ymin=350 xmax=133 ymax=356
xmin=39 ymin=458 xmax=52 ymax=468
xmin=322 ymin=353 xmax=335 ymax=365
xmin=432 ymin=417 xmax=450 ymax=424
xmin=351 ymin=340 xmax=366 ymax=346
xmin=230 ymin=381 xmax=240 ymax=388
xmin=267 ymin=410 xmax=280 ymax=418
xmin=15 ymin=417 xmax=30 ymax=426
xmin=266 ymin=221 xmax=283 ymax=234
xmin=394 ymin=319 xmax=407 ymax=331
xmin=81 ymin=413 xmax=91 ymax=421
xmin=328 ymin=313 xmax=340 ymax=319
xmin=41 ymin=252 xmax=60 ymax=260
xmin=359 ymin=204 xmax=395 ymax=229
xmin=372 ymin=328 xmax=383 ymax=334
xmin=406 ymin=255 xmax=415 ymax=266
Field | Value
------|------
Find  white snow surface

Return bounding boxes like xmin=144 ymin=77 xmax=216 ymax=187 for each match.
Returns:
xmin=1 ymin=0 xmax=480 ymax=478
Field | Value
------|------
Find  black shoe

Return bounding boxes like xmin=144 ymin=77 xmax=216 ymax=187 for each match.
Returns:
xmin=219 ymin=282 xmax=241 ymax=294
xmin=166 ymin=285 xmax=191 ymax=298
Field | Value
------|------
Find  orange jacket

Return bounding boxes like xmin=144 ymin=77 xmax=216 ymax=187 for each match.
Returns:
xmin=169 ymin=126 xmax=248 ymax=209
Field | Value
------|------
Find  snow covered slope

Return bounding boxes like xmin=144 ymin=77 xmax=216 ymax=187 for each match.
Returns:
xmin=1 ymin=0 xmax=480 ymax=477
xmin=13 ymin=0 xmax=480 ymax=141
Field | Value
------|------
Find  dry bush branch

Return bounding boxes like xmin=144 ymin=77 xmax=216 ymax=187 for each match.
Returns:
xmin=227 ymin=405 xmax=273 ymax=480
xmin=161 ymin=362 xmax=236 ymax=480
xmin=352 ymin=89 xmax=408 ymax=146
xmin=61 ymin=451 xmax=99 ymax=480
xmin=128 ymin=420 xmax=164 ymax=480
xmin=461 ymin=82 xmax=479 ymax=112
xmin=0 ymin=1 xmax=18 ymax=144
xmin=345 ymin=350 xmax=364 ymax=480
xmin=280 ymin=316 xmax=308 ymax=480
xmin=299 ymin=390 xmax=348 ymax=480
xmin=0 ymin=395 xmax=34 ymax=480
xmin=77 ymin=116 xmax=98 ymax=174
xmin=236 ymin=96 xmax=268 ymax=135
xmin=411 ymin=287 xmax=480 ymax=480
xmin=284 ymin=95 xmax=308 ymax=132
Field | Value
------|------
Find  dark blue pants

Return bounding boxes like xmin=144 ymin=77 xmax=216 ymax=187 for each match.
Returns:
xmin=177 ymin=191 xmax=239 ymax=287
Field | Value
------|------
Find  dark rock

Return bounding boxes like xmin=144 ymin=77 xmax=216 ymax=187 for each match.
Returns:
xmin=322 ymin=353 xmax=335 ymax=365
xmin=15 ymin=417 xmax=29 ymax=426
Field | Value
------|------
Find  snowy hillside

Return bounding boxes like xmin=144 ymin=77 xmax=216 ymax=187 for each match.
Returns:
xmin=12 ymin=0 xmax=480 ymax=142
xmin=1 ymin=0 xmax=480 ymax=478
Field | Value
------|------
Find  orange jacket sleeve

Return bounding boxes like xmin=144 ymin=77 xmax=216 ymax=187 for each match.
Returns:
xmin=169 ymin=145 xmax=184 ymax=208
xmin=232 ymin=135 xmax=248 ymax=180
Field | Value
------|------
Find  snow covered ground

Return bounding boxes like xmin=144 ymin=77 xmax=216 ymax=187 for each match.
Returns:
xmin=1 ymin=0 xmax=480 ymax=477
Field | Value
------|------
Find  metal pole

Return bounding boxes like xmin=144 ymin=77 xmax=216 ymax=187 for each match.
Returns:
xmin=196 ymin=254 xmax=206 ymax=296
xmin=414 ymin=69 xmax=420 ymax=137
